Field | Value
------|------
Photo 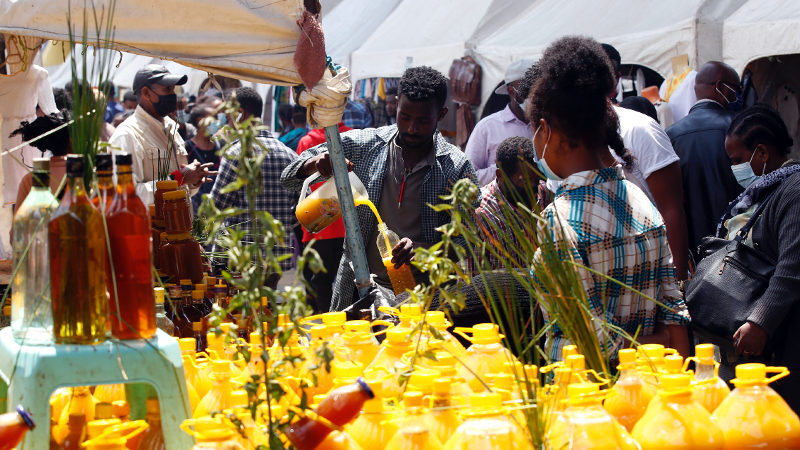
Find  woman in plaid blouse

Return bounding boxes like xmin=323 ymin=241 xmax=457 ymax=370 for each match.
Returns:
xmin=526 ymin=36 xmax=691 ymax=362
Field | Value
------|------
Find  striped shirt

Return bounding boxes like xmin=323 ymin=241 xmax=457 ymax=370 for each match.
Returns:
xmin=539 ymin=166 xmax=689 ymax=361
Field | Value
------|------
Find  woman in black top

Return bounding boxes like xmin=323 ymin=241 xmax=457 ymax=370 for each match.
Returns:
xmin=186 ymin=105 xmax=224 ymax=213
xmin=718 ymin=104 xmax=800 ymax=412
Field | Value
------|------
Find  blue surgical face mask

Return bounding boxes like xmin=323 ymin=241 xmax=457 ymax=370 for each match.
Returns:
xmin=532 ymin=125 xmax=562 ymax=181
xmin=205 ymin=120 xmax=220 ymax=136
xmin=731 ymin=148 xmax=765 ymax=188
xmin=217 ymin=113 xmax=228 ymax=126
xmin=718 ymin=83 xmax=744 ymax=112
xmin=176 ymin=110 xmax=188 ymax=124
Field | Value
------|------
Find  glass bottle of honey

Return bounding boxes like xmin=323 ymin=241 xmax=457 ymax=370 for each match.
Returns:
xmin=50 ymin=155 xmax=107 ymax=345
xmin=105 ymin=152 xmax=155 ymax=340
xmin=92 ymin=153 xmax=114 ymax=213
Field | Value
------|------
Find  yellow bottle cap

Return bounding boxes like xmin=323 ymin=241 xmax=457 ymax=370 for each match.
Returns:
xmin=195 ymin=284 xmax=207 ymax=292
xmin=220 ymin=323 xmax=232 ymax=334
xmin=197 ymin=429 xmax=236 ymax=442
xmin=212 ymin=360 xmax=232 ymax=374
xmin=735 ymin=363 xmax=767 ymax=381
xmin=180 ymin=279 xmax=193 ymax=286
xmin=639 ymin=344 xmax=666 ymax=358
xmin=310 ymin=325 xmax=330 ymax=340
xmin=146 ymin=397 xmax=160 ymax=414
xmin=567 ymin=382 xmax=599 ymax=398
xmin=618 ymin=348 xmax=636 ymax=364
xmin=261 ymin=297 xmax=269 ymax=307
xmin=344 ymin=320 xmax=370 ymax=333
xmin=696 ymin=344 xmax=714 ymax=360
xmin=470 ymin=392 xmax=502 ymax=408
xmin=503 ymin=361 xmax=524 ymax=376
xmin=86 ymin=418 xmax=121 ymax=438
xmin=426 ymin=310 xmax=446 ymax=325
xmin=365 ymin=379 xmax=383 ymax=397
xmin=192 ymin=322 xmax=202 ymax=332
xmin=321 ymin=311 xmax=346 ymax=324
xmin=2 ymin=306 xmax=9 ymax=316
xmin=333 ymin=361 xmax=363 ymax=379
xmin=408 ymin=369 xmax=440 ymax=390
xmin=95 ymin=402 xmax=114 ymax=420
xmin=206 ymin=332 xmax=224 ymax=348
xmin=493 ymin=373 xmax=514 ymax=390
xmin=660 ymin=374 xmax=691 ymax=390
xmin=400 ymin=304 xmax=422 ymax=317
xmin=566 ymin=354 xmax=585 ymax=370
xmin=192 ymin=290 xmax=204 ymax=300
xmin=230 ymin=390 xmax=248 ymax=407
xmin=524 ymin=364 xmax=538 ymax=380
xmin=156 ymin=180 xmax=179 ymax=190
xmin=250 ymin=332 xmax=264 ymax=344
xmin=471 ymin=323 xmax=500 ymax=344
xmin=562 ymin=345 xmax=578 ymax=358
xmin=112 ymin=401 xmax=129 ymax=418
xmin=162 ymin=190 xmax=187 ymax=201
xmin=385 ymin=327 xmax=410 ymax=345
xmin=179 ymin=338 xmax=196 ymax=352
xmin=154 ymin=287 xmax=165 ymax=304
xmin=148 ymin=204 xmax=156 ymax=216
xmin=433 ymin=378 xmax=452 ymax=394
xmin=403 ymin=391 xmax=423 ymax=407
xmin=665 ymin=354 xmax=684 ymax=373
xmin=207 ymin=277 xmax=217 ymax=286
xmin=427 ymin=352 xmax=455 ymax=367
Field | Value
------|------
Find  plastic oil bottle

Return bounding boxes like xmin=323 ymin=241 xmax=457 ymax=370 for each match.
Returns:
xmin=424 ymin=379 xmax=462 ymax=445
xmin=343 ymin=320 xmax=382 ymax=368
xmin=365 ymin=327 xmax=414 ymax=397
xmin=454 ymin=324 xmax=517 ymax=392
xmin=347 ymin=381 xmax=399 ymax=450
xmin=137 ymin=397 xmax=166 ymax=450
xmin=376 ymin=223 xmax=417 ymax=295
xmin=632 ymin=374 xmax=724 ymax=449
xmin=60 ymin=413 xmax=86 ymax=450
xmin=636 ymin=344 xmax=677 ymax=386
xmin=94 ymin=384 xmax=126 ymax=404
xmin=443 ymin=392 xmax=532 ymax=450
xmin=86 ymin=402 xmax=120 ymax=440
xmin=195 ymin=360 xmax=234 ymax=418
xmin=603 ymin=348 xmax=657 ymax=432
xmin=711 ymin=363 xmax=800 ymax=449
xmin=80 ymin=421 xmax=149 ymax=450
xmin=548 ymin=383 xmax=637 ymax=450
xmin=385 ymin=391 xmax=443 ymax=450
xmin=422 ymin=351 xmax=473 ymax=404
xmin=686 ymin=344 xmax=730 ymax=413
xmin=56 ymin=386 xmax=99 ymax=442
xmin=424 ymin=311 xmax=466 ymax=360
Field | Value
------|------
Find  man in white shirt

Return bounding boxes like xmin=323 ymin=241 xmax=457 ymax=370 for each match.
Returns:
xmin=109 ymin=64 xmax=214 ymax=204
xmin=465 ymin=59 xmax=535 ymax=186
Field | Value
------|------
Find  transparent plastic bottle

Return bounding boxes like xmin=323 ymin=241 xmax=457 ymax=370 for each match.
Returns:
xmin=347 ymin=381 xmax=399 ymax=450
xmin=548 ymin=384 xmax=637 ymax=450
xmin=385 ymin=391 xmax=443 ymax=450
xmin=425 ymin=379 xmax=462 ymax=445
xmin=56 ymin=386 xmax=99 ymax=442
xmin=11 ymin=157 xmax=56 ymax=344
xmin=376 ymin=223 xmax=416 ymax=295
xmin=154 ymin=287 xmax=174 ymax=336
xmin=603 ymin=348 xmax=656 ymax=431
xmin=454 ymin=324 xmax=517 ymax=392
xmin=687 ymin=344 xmax=730 ymax=413
xmin=194 ymin=360 xmax=234 ymax=418
xmin=138 ymin=397 xmax=165 ymax=450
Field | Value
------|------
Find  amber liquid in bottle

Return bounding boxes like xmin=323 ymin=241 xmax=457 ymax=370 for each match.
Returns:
xmin=105 ymin=154 xmax=156 ymax=340
xmin=50 ymin=155 xmax=107 ymax=345
xmin=92 ymin=153 xmax=114 ymax=213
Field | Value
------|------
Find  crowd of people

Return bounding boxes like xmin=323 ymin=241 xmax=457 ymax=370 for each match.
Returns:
xmin=10 ymin=36 xmax=800 ymax=412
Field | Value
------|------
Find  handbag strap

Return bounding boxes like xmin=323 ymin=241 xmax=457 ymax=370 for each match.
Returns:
xmin=733 ymin=189 xmax=779 ymax=243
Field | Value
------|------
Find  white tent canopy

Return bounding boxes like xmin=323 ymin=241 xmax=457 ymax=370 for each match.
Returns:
xmin=472 ymin=0 xmax=747 ymax=107
xmin=348 ymin=0 xmax=532 ymax=81
xmin=0 ymin=0 xmax=305 ymax=86
xmin=322 ymin=0 xmax=403 ymax=70
xmin=723 ymin=0 xmax=800 ymax=74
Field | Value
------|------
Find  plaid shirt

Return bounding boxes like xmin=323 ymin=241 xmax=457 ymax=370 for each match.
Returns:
xmin=466 ymin=180 xmax=532 ymax=275
xmin=210 ymin=130 xmax=299 ymax=271
xmin=342 ymin=100 xmax=374 ymax=129
xmin=281 ymin=125 xmax=477 ymax=310
xmin=540 ymin=166 xmax=689 ymax=362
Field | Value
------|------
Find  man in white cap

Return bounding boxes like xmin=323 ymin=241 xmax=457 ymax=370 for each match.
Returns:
xmin=465 ymin=59 xmax=536 ymax=186
xmin=109 ymin=64 xmax=215 ymax=204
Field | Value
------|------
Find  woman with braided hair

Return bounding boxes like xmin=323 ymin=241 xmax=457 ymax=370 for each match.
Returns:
xmin=527 ymin=36 xmax=690 ymax=363
xmin=715 ymin=104 xmax=800 ymax=411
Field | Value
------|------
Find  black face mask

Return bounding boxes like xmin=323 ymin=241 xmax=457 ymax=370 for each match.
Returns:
xmin=150 ymin=91 xmax=178 ymax=117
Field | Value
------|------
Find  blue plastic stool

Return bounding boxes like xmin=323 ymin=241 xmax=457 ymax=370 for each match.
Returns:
xmin=0 ymin=328 xmax=194 ymax=449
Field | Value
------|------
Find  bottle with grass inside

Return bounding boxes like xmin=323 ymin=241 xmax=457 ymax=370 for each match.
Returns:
xmin=376 ymin=223 xmax=416 ymax=295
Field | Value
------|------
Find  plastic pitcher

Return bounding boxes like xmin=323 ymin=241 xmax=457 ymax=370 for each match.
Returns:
xmin=296 ymin=171 xmax=368 ymax=233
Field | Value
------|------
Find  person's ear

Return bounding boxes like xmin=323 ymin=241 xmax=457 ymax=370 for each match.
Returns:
xmin=437 ymin=107 xmax=448 ymax=121
xmin=756 ymin=143 xmax=769 ymax=163
xmin=495 ymin=166 xmax=503 ymax=182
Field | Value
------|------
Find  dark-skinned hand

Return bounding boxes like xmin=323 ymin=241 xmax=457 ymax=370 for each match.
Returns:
xmin=734 ymin=321 xmax=769 ymax=356
xmin=391 ymin=237 xmax=415 ymax=269
xmin=181 ymin=161 xmax=217 ymax=186
xmin=300 ymin=152 xmax=354 ymax=178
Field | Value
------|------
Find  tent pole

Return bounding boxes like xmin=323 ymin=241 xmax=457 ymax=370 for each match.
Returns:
xmin=323 ymin=125 xmax=372 ymax=300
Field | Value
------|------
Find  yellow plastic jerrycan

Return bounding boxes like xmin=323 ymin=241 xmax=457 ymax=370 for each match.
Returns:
xmin=443 ymin=392 xmax=531 ymax=450
xmin=539 ymin=365 xmax=574 ymax=414
xmin=86 ymin=402 xmax=121 ymax=440
xmin=181 ymin=418 xmax=244 ymax=450
xmin=712 ymin=363 xmax=800 ymax=449
xmin=184 ymin=352 xmax=213 ymax=400
xmin=195 ymin=360 xmax=235 ymax=418
xmin=637 ymin=344 xmax=678 ymax=386
xmin=422 ymin=379 xmax=462 ymax=446
xmin=56 ymin=386 xmax=99 ymax=442
xmin=548 ymin=383 xmax=638 ymax=450
xmin=365 ymin=327 xmax=414 ymax=395
xmin=632 ymin=374 xmax=724 ymax=449
xmin=453 ymin=324 xmax=517 ymax=392
xmin=296 ymin=170 xmax=368 ymax=234
xmin=385 ymin=391 xmax=444 ymax=450
xmin=684 ymin=344 xmax=730 ymax=413
xmin=422 ymin=352 xmax=473 ymax=405
xmin=403 ymin=369 xmax=441 ymax=399
xmin=603 ymin=348 xmax=657 ymax=432
xmin=343 ymin=320 xmax=389 ymax=368
xmin=424 ymin=311 xmax=466 ymax=360
xmin=80 ymin=420 xmax=149 ymax=450
xmin=222 ymin=390 xmax=269 ymax=449
xmin=347 ymin=380 xmax=399 ymax=450
xmin=332 ymin=361 xmax=366 ymax=389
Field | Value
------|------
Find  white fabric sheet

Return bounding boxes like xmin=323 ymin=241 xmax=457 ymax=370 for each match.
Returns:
xmin=723 ymin=0 xmax=800 ymax=74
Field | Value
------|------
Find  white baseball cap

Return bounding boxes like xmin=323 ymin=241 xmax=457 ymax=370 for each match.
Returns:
xmin=495 ymin=59 xmax=537 ymax=95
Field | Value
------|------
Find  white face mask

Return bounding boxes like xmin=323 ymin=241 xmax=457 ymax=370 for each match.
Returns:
xmin=731 ymin=148 xmax=766 ymax=189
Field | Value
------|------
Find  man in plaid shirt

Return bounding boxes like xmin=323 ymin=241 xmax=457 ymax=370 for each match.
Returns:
xmin=281 ymin=67 xmax=477 ymax=310
xmin=342 ymin=99 xmax=374 ymax=129
xmin=210 ymin=87 xmax=299 ymax=283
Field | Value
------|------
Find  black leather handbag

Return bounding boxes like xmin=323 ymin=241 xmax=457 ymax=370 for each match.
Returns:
xmin=684 ymin=194 xmax=777 ymax=357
